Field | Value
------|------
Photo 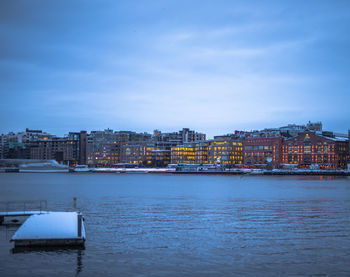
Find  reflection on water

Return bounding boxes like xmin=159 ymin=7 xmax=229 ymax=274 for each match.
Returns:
xmin=0 ymin=173 xmax=350 ymax=276
xmin=9 ymin=247 xmax=84 ymax=276
xmin=76 ymin=249 xmax=83 ymax=276
xmin=10 ymin=247 xmax=85 ymax=276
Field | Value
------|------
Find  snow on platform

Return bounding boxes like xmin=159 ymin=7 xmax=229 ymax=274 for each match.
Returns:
xmin=11 ymin=212 xmax=85 ymax=241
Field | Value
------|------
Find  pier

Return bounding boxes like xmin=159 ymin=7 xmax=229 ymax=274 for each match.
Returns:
xmin=0 ymin=200 xmax=48 ymax=225
xmin=10 ymin=212 xmax=86 ymax=247
xmin=0 ymin=200 xmax=86 ymax=248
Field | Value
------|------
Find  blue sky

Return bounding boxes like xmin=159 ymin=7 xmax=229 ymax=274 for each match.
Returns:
xmin=1 ymin=0 xmax=349 ymax=138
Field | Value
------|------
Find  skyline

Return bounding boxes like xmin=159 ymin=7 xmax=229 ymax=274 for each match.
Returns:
xmin=1 ymin=120 xmax=345 ymax=140
xmin=1 ymin=0 xmax=350 ymax=138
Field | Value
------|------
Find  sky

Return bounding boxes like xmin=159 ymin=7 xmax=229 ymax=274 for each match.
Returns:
xmin=1 ymin=0 xmax=350 ymax=138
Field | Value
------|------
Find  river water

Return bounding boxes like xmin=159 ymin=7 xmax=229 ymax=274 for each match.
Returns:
xmin=0 ymin=173 xmax=349 ymax=276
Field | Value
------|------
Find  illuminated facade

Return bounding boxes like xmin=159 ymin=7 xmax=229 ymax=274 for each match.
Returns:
xmin=2 ymin=124 xmax=349 ymax=170
xmin=119 ymin=143 xmax=170 ymax=167
xmin=171 ymin=140 xmax=243 ymax=166
xmin=195 ymin=141 xmax=209 ymax=164
xmin=119 ymin=142 xmax=148 ymax=165
xmin=87 ymin=151 xmax=119 ymax=167
xmin=208 ymin=139 xmax=244 ymax=166
xmin=87 ymin=142 xmax=119 ymax=167
xmin=171 ymin=141 xmax=210 ymax=164
xmin=282 ymin=132 xmax=349 ymax=169
xmin=171 ymin=144 xmax=196 ymax=164
xmin=244 ymin=137 xmax=283 ymax=167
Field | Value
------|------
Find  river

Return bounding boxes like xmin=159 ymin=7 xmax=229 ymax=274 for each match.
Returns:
xmin=0 ymin=173 xmax=349 ymax=276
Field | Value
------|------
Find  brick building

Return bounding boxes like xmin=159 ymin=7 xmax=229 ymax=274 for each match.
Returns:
xmin=244 ymin=137 xmax=283 ymax=168
xmin=282 ymin=132 xmax=349 ymax=169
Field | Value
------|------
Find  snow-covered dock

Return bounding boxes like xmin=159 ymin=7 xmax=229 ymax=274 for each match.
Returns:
xmin=10 ymin=212 xmax=86 ymax=247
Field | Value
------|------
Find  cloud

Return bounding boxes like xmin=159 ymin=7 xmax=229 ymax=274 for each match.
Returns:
xmin=0 ymin=0 xmax=349 ymax=136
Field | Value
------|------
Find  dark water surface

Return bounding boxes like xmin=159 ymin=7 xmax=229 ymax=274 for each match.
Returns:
xmin=0 ymin=173 xmax=350 ymax=276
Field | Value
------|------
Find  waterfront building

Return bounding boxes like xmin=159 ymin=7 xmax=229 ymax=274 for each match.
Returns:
xmin=87 ymin=129 xmax=120 ymax=167
xmin=171 ymin=141 xmax=211 ymax=165
xmin=6 ymin=142 xmax=27 ymax=159
xmin=88 ymin=129 xmax=151 ymax=151
xmin=278 ymin=121 xmax=322 ymax=138
xmin=244 ymin=136 xmax=283 ymax=168
xmin=207 ymin=139 xmax=244 ymax=166
xmin=88 ymin=129 xmax=117 ymax=153
xmin=30 ymin=137 xmax=74 ymax=163
xmin=68 ymin=131 xmax=88 ymax=165
xmin=279 ymin=124 xmax=308 ymax=137
xmin=282 ymin=132 xmax=349 ymax=169
xmin=119 ymin=142 xmax=153 ymax=165
xmin=171 ymin=143 xmax=196 ymax=164
xmin=154 ymin=128 xmax=206 ymax=145
xmin=87 ymin=142 xmax=119 ymax=167
xmin=0 ymin=129 xmax=54 ymax=160
xmin=180 ymin=128 xmax=206 ymax=143
xmin=22 ymin=129 xmax=53 ymax=142
xmin=144 ymin=145 xmax=155 ymax=166
xmin=119 ymin=142 xmax=144 ymax=165
xmin=21 ymin=130 xmax=88 ymax=165
xmin=117 ymin=143 xmax=170 ymax=168
xmin=87 ymin=129 xmax=153 ymax=167
xmin=307 ymin=121 xmax=322 ymax=132
xmin=172 ymin=139 xmax=243 ymax=167
xmin=3 ymin=123 xmax=349 ymax=170
xmin=162 ymin=128 xmax=207 ymax=165
xmin=86 ymin=128 xmax=204 ymax=168
xmin=149 ymin=149 xmax=171 ymax=167
xmin=195 ymin=141 xmax=210 ymax=164
xmin=4 ymin=133 xmax=27 ymax=159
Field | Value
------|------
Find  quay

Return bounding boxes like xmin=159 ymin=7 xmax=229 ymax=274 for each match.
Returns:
xmin=170 ymin=169 xmax=350 ymax=176
xmin=170 ymin=170 xmax=350 ymax=176
xmin=3 ymin=167 xmax=349 ymax=176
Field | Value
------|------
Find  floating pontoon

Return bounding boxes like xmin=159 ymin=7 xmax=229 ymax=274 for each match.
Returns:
xmin=10 ymin=212 xmax=86 ymax=247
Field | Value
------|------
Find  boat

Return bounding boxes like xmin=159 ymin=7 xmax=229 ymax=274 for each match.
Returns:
xmin=73 ymin=165 xmax=90 ymax=172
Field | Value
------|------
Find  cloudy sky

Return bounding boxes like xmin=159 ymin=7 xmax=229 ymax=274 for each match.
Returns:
xmin=1 ymin=0 xmax=349 ymax=137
